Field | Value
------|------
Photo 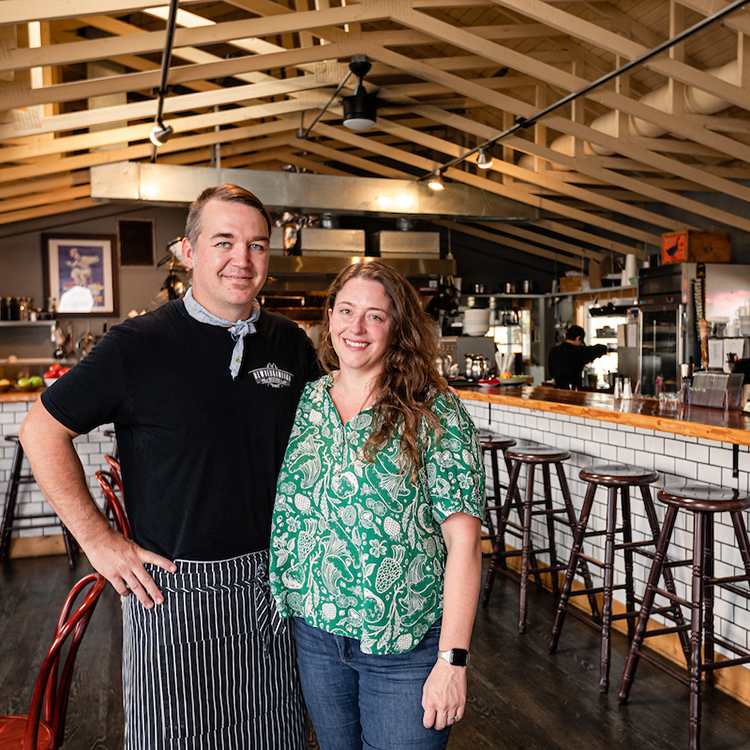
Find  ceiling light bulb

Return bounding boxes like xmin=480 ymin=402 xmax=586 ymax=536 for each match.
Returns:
xmin=149 ymin=122 xmax=174 ymax=147
xmin=477 ymin=148 xmax=493 ymax=169
xmin=427 ymin=173 xmax=445 ymax=191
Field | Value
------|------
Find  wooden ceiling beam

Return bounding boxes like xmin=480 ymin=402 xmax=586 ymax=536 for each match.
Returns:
xmin=312 ymin=121 xmax=660 ymax=246
xmin=0 ymin=197 xmax=97 ymax=226
xmin=0 ymin=184 xmax=91 ymax=215
xmin=432 ymin=219 xmax=588 ymax=265
xmin=489 ymin=0 xmax=750 ymax=111
xmin=388 ymin=9 xmax=750 ymax=166
xmin=378 ymin=116 xmax=681 ymax=236
xmin=0 ymin=119 xmax=298 ymax=184
xmin=0 ymin=1 xmax=206 ymax=25
xmin=365 ymin=45 xmax=750 ymax=228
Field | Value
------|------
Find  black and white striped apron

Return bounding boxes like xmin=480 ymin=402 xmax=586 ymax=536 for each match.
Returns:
xmin=122 ymin=550 xmax=306 ymax=750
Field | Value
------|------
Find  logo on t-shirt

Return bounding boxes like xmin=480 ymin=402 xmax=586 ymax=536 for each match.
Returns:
xmin=249 ymin=362 xmax=293 ymax=388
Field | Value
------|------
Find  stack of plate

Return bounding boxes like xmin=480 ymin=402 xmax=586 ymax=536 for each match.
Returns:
xmin=463 ymin=308 xmax=490 ymax=336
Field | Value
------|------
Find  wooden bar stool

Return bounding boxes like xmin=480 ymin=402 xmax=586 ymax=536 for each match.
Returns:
xmin=482 ymin=443 xmax=595 ymax=633
xmin=618 ymin=485 xmax=750 ymax=750
xmin=0 ymin=436 xmax=78 ymax=569
xmin=478 ymin=433 xmax=516 ymax=549
xmin=549 ymin=463 xmax=689 ymax=692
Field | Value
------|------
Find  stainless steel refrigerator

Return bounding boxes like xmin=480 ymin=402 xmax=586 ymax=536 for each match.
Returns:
xmin=638 ymin=263 xmax=750 ymax=395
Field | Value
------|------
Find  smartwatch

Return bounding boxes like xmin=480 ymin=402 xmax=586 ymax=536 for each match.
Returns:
xmin=437 ymin=648 xmax=470 ymax=667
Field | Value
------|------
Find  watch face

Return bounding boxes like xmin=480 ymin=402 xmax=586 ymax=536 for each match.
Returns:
xmin=451 ymin=648 xmax=469 ymax=667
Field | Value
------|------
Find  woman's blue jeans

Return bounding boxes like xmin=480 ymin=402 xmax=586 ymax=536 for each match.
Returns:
xmin=292 ymin=617 xmax=450 ymax=750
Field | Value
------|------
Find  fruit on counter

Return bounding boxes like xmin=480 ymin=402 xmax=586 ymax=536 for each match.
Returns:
xmin=43 ymin=363 xmax=71 ymax=379
xmin=17 ymin=378 xmax=32 ymax=387
xmin=30 ymin=375 xmax=44 ymax=387
xmin=499 ymin=371 xmax=513 ymax=378
xmin=0 ymin=378 xmax=10 ymax=387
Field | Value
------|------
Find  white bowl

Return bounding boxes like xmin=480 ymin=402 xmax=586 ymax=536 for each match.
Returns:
xmin=44 ymin=377 xmax=60 ymax=387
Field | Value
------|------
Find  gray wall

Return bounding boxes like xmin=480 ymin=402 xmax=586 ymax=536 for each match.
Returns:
xmin=1 ymin=204 xmax=187 ymax=361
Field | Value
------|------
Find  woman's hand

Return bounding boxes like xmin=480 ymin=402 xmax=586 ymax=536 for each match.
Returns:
xmin=422 ymin=658 xmax=467 ymax=729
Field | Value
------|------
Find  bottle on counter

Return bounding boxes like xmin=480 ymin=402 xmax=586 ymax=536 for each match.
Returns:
xmin=622 ymin=378 xmax=633 ymax=399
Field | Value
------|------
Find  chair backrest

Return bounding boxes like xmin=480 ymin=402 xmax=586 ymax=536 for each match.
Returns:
xmin=103 ymin=455 xmax=123 ymax=497
xmin=25 ymin=573 xmax=106 ymax=750
xmin=95 ymin=470 xmax=131 ymax=539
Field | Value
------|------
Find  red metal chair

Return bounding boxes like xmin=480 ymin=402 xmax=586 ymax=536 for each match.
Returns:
xmin=0 ymin=573 xmax=106 ymax=749
xmin=103 ymin=455 xmax=123 ymax=498
xmin=95 ymin=470 xmax=131 ymax=539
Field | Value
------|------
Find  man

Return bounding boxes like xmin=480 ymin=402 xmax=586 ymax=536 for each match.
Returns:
xmin=547 ymin=324 xmax=608 ymax=390
xmin=20 ymin=185 xmax=319 ymax=749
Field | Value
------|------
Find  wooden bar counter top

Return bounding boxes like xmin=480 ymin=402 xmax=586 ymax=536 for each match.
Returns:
xmin=458 ymin=385 xmax=750 ymax=447
xmin=0 ymin=390 xmax=42 ymax=403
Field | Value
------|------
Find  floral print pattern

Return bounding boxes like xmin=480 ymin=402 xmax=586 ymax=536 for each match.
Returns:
xmin=269 ymin=375 xmax=485 ymax=655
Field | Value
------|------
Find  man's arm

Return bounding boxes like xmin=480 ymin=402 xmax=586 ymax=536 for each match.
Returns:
xmin=19 ymin=399 xmax=176 ymax=608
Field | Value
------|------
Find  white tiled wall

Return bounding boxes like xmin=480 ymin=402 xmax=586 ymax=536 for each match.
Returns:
xmin=0 ymin=400 xmax=114 ymax=538
xmin=461 ymin=397 xmax=750 ymax=660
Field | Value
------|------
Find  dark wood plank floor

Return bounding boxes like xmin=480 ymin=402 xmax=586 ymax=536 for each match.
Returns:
xmin=3 ymin=555 xmax=750 ymax=749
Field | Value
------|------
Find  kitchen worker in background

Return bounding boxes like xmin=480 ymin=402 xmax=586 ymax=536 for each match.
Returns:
xmin=548 ymin=324 xmax=608 ymax=390
xmin=270 ymin=261 xmax=484 ymax=750
xmin=19 ymin=184 xmax=319 ymax=750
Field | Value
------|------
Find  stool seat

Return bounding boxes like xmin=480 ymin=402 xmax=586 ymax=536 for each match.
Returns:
xmin=506 ymin=445 xmax=571 ymax=463
xmin=479 ymin=435 xmax=517 ymax=451
xmin=579 ymin=463 xmax=658 ymax=486
xmin=658 ymin=485 xmax=750 ymax=513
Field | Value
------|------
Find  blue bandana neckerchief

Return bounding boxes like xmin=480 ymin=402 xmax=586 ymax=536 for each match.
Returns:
xmin=183 ymin=287 xmax=260 ymax=380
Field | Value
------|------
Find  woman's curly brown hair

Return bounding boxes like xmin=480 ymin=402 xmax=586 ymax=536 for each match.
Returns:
xmin=319 ymin=261 xmax=443 ymax=476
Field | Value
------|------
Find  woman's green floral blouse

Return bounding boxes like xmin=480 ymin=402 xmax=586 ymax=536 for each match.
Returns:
xmin=269 ymin=374 xmax=485 ymax=655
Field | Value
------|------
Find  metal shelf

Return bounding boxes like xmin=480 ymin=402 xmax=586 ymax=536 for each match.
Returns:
xmin=0 ymin=321 xmax=56 ymax=328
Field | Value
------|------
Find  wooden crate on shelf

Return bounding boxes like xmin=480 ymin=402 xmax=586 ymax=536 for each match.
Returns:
xmin=661 ymin=230 xmax=730 ymax=264
xmin=559 ymin=274 xmax=583 ymax=292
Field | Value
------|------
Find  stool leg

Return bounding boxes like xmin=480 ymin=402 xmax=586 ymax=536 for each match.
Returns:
xmin=619 ymin=504 xmax=679 ymax=704
xmin=689 ymin=511 xmax=707 ymax=750
xmin=60 ymin=522 xmax=78 ymax=570
xmin=620 ymin=486 xmax=636 ymax=641
xmin=703 ymin=514 xmax=715 ymax=686
xmin=729 ymin=509 xmax=750 ymax=579
xmin=541 ymin=463 xmax=560 ymax=597
xmin=640 ymin=485 xmax=691 ymax=662
xmin=504 ymin=453 xmax=542 ymax=587
xmin=518 ymin=462 xmax=536 ymax=633
xmin=599 ymin=484 xmax=619 ymax=692
xmin=0 ymin=442 xmax=25 ymax=563
xmin=482 ymin=460 xmax=522 ymax=607
xmin=484 ymin=447 xmax=500 ymax=540
xmin=549 ymin=479 xmax=598 ymax=654
xmin=554 ymin=462 xmax=598 ymax=609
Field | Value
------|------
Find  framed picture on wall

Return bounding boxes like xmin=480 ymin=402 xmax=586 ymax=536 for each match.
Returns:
xmin=42 ymin=233 xmax=118 ymax=316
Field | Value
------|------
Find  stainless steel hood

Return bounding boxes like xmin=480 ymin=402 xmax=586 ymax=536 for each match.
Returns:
xmin=90 ymin=162 xmax=537 ymax=222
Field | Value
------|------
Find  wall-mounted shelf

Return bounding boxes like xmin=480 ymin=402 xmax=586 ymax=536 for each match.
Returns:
xmin=0 ymin=321 xmax=57 ymax=328
xmin=552 ymin=284 xmax=637 ymax=297
xmin=465 ymin=285 xmax=637 ymax=300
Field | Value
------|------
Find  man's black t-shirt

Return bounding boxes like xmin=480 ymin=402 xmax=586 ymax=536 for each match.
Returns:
xmin=41 ymin=299 xmax=319 ymax=561
xmin=547 ymin=341 xmax=608 ymax=390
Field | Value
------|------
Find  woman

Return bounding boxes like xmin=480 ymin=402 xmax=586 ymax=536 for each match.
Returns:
xmin=269 ymin=261 xmax=484 ymax=750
